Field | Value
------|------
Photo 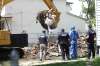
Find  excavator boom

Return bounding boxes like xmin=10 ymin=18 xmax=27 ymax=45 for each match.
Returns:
xmin=0 ymin=0 xmax=61 ymax=60
xmin=0 ymin=0 xmax=60 ymax=45
xmin=0 ymin=0 xmax=13 ymax=45
xmin=0 ymin=0 xmax=13 ymax=10
xmin=43 ymin=0 xmax=56 ymax=10
xmin=43 ymin=0 xmax=60 ymax=21
xmin=37 ymin=0 xmax=60 ymax=29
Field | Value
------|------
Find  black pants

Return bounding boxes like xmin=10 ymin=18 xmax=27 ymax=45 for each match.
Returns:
xmin=88 ymin=43 xmax=95 ymax=59
xmin=60 ymin=44 xmax=69 ymax=60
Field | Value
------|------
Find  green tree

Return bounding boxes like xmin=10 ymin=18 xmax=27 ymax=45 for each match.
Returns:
xmin=79 ymin=0 xmax=95 ymax=27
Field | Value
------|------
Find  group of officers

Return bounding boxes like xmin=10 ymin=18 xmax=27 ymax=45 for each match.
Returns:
xmin=38 ymin=24 xmax=96 ymax=61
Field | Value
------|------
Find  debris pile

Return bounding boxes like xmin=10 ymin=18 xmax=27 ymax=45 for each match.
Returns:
xmin=22 ymin=34 xmax=89 ymax=59
xmin=78 ymin=34 xmax=88 ymax=57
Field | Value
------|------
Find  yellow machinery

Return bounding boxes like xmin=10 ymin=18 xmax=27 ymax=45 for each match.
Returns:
xmin=0 ymin=30 xmax=11 ymax=45
xmin=0 ymin=0 xmax=60 ymax=45
xmin=43 ymin=0 xmax=60 ymax=28
xmin=0 ymin=0 xmax=13 ymax=45
xmin=0 ymin=0 xmax=60 ymax=60
xmin=37 ymin=0 xmax=60 ymax=29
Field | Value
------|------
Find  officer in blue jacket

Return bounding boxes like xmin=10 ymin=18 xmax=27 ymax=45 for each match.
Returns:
xmin=69 ymin=26 xmax=79 ymax=59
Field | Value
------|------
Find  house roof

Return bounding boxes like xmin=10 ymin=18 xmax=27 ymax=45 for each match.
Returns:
xmin=67 ymin=12 xmax=87 ymax=21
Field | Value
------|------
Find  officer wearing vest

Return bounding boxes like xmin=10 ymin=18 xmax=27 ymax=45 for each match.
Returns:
xmin=39 ymin=30 xmax=48 ymax=61
xmin=58 ymin=29 xmax=70 ymax=60
xmin=86 ymin=25 xmax=96 ymax=59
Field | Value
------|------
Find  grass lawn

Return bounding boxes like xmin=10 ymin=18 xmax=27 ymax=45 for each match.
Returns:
xmin=37 ymin=61 xmax=86 ymax=66
xmin=92 ymin=57 xmax=100 ymax=66
xmin=37 ymin=57 xmax=100 ymax=66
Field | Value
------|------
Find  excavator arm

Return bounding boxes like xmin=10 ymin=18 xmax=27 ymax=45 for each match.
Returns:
xmin=37 ymin=0 xmax=60 ymax=30
xmin=43 ymin=0 xmax=57 ymax=10
xmin=0 ymin=0 xmax=60 ymax=30
xmin=0 ymin=0 xmax=61 ymax=45
xmin=0 ymin=0 xmax=13 ymax=6
xmin=43 ymin=0 xmax=60 ymax=26
xmin=0 ymin=0 xmax=13 ymax=10
xmin=0 ymin=0 xmax=13 ymax=45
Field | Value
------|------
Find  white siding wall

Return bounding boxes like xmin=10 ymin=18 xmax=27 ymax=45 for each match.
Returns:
xmin=4 ymin=0 xmax=87 ymax=43
xmin=58 ymin=12 xmax=86 ymax=32
xmin=5 ymin=0 xmax=48 ymax=34
xmin=96 ymin=0 xmax=100 ymax=46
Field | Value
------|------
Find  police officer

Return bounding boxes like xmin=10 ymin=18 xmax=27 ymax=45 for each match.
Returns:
xmin=86 ymin=24 xmax=96 ymax=59
xmin=39 ymin=30 xmax=48 ymax=61
xmin=58 ymin=29 xmax=70 ymax=60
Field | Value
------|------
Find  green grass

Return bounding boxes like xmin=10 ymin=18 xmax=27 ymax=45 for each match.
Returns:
xmin=37 ymin=57 xmax=100 ymax=66
xmin=92 ymin=57 xmax=100 ymax=66
xmin=37 ymin=61 xmax=86 ymax=66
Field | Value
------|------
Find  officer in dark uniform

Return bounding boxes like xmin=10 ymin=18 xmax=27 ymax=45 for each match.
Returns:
xmin=39 ymin=30 xmax=48 ymax=61
xmin=86 ymin=25 xmax=96 ymax=59
xmin=58 ymin=29 xmax=70 ymax=60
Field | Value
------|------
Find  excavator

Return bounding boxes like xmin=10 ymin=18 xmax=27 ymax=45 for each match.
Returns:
xmin=37 ymin=0 xmax=60 ymax=30
xmin=0 ymin=0 xmax=60 ymax=60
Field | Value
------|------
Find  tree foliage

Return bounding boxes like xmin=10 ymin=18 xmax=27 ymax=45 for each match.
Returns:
xmin=79 ymin=0 xmax=95 ymax=27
